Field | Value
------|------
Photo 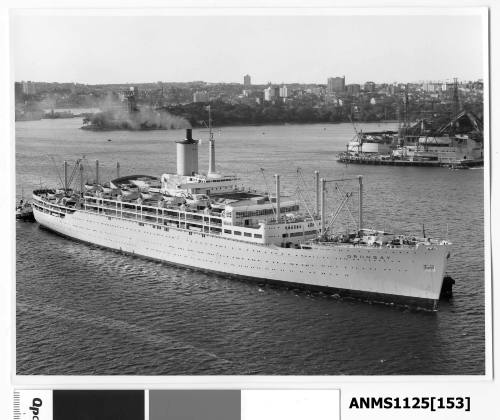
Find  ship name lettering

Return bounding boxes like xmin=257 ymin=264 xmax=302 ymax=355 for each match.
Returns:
xmin=348 ymin=254 xmax=386 ymax=261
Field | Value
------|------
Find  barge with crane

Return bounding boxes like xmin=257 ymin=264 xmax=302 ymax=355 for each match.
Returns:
xmin=338 ymin=82 xmax=484 ymax=168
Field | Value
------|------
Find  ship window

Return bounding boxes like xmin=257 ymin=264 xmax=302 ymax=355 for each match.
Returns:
xmin=234 ymin=231 xmax=241 ymax=236
xmin=244 ymin=232 xmax=251 ymax=237
xmin=254 ymin=234 xmax=262 ymax=238
xmin=282 ymin=233 xmax=289 ymax=238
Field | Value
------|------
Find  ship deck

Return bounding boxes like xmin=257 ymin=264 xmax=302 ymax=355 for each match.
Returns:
xmin=32 ymin=191 xmax=448 ymax=252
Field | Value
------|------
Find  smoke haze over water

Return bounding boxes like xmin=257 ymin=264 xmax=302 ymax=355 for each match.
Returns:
xmin=83 ymin=94 xmax=190 ymax=131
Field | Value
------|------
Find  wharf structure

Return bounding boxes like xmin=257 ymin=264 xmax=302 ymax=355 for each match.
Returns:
xmin=339 ymin=95 xmax=484 ymax=169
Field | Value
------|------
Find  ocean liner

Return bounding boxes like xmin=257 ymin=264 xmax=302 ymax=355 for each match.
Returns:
xmin=32 ymin=125 xmax=452 ymax=310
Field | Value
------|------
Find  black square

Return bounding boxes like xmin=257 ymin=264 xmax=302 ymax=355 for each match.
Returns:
xmin=53 ymin=390 xmax=144 ymax=420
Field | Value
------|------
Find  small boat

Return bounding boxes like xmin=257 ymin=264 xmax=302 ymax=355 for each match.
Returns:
xmin=84 ymin=183 xmax=98 ymax=191
xmin=449 ymin=163 xmax=470 ymax=170
xmin=61 ymin=197 xmax=77 ymax=206
xmin=162 ymin=196 xmax=186 ymax=206
xmin=16 ymin=200 xmax=35 ymax=221
xmin=120 ymin=183 xmax=139 ymax=193
xmin=141 ymin=190 xmax=163 ymax=200
xmin=120 ymin=190 xmax=140 ymax=201
xmin=101 ymin=182 xmax=113 ymax=194
xmin=186 ymin=194 xmax=210 ymax=210
xmin=121 ymin=187 xmax=139 ymax=197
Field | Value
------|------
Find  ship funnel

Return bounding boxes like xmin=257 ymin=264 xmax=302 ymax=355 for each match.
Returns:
xmin=176 ymin=129 xmax=199 ymax=176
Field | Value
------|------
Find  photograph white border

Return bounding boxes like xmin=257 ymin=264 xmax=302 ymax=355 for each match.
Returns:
xmin=1 ymin=1 xmax=497 ymax=419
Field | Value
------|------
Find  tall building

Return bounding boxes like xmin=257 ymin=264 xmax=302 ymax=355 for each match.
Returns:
xmin=22 ymin=81 xmax=36 ymax=95
xmin=193 ymin=91 xmax=210 ymax=103
xmin=264 ymin=86 xmax=274 ymax=101
xmin=15 ymin=82 xmax=23 ymax=99
xmin=327 ymin=76 xmax=345 ymax=93
xmin=364 ymin=81 xmax=376 ymax=92
xmin=346 ymin=84 xmax=361 ymax=96
xmin=422 ymin=81 xmax=432 ymax=92
xmin=388 ymin=84 xmax=400 ymax=95
xmin=279 ymin=85 xmax=288 ymax=98
xmin=243 ymin=74 xmax=251 ymax=86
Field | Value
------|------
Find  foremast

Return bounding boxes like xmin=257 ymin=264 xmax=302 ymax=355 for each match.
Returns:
xmin=207 ymin=105 xmax=216 ymax=176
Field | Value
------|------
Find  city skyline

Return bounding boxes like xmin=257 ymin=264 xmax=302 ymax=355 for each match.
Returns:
xmin=11 ymin=13 xmax=485 ymax=85
xmin=15 ymin=76 xmax=484 ymax=86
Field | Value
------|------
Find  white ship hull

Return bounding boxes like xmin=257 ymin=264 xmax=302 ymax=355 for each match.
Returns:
xmin=33 ymin=206 xmax=450 ymax=309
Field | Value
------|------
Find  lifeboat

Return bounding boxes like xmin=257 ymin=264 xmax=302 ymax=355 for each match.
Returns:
xmin=141 ymin=190 xmax=163 ymax=201
xmin=84 ymin=183 xmax=97 ymax=192
xmin=101 ymin=183 xmax=113 ymax=194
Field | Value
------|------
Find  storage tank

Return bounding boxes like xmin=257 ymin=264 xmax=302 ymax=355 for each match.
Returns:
xmin=176 ymin=129 xmax=199 ymax=176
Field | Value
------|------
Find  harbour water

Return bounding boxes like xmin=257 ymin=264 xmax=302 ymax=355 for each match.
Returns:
xmin=16 ymin=118 xmax=485 ymax=375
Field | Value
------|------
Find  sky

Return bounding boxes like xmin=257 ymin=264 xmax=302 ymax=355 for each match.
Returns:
xmin=11 ymin=13 xmax=485 ymax=85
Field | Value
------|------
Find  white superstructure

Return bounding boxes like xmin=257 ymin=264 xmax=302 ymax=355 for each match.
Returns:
xmin=347 ymin=131 xmax=396 ymax=155
xmin=32 ymin=128 xmax=452 ymax=310
xmin=392 ymin=135 xmax=483 ymax=163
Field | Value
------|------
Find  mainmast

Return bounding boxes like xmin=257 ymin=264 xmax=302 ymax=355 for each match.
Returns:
xmin=79 ymin=162 xmax=84 ymax=194
xmin=358 ymin=175 xmax=363 ymax=230
xmin=208 ymin=105 xmax=216 ymax=175
xmin=64 ymin=161 xmax=68 ymax=190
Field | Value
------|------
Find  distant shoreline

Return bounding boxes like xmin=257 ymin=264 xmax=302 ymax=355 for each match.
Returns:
xmin=14 ymin=117 xmax=398 ymax=130
xmin=79 ymin=119 xmax=399 ymax=131
xmin=80 ymin=125 xmax=167 ymax=132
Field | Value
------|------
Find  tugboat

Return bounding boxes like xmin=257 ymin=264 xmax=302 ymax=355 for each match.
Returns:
xmin=16 ymin=199 xmax=35 ymax=221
